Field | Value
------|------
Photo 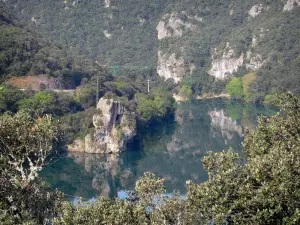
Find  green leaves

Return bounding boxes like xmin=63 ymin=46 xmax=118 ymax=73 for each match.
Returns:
xmin=226 ymin=77 xmax=244 ymax=99
xmin=0 ymin=111 xmax=62 ymax=224
xmin=186 ymin=94 xmax=300 ymax=224
xmin=136 ymin=88 xmax=175 ymax=121
xmin=179 ymin=84 xmax=193 ymax=100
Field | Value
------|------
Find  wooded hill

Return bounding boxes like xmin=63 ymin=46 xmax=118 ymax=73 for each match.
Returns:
xmin=3 ymin=0 xmax=300 ymax=100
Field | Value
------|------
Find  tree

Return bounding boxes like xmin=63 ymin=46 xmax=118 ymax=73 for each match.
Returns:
xmin=18 ymin=91 xmax=53 ymax=117
xmin=186 ymin=94 xmax=300 ymax=224
xmin=136 ymin=88 xmax=175 ymax=121
xmin=54 ymin=172 xmax=185 ymax=225
xmin=0 ymin=85 xmax=27 ymax=113
xmin=0 ymin=111 xmax=62 ymax=224
xmin=179 ymin=84 xmax=193 ymax=100
xmin=242 ymin=72 xmax=256 ymax=102
xmin=1 ymin=94 xmax=300 ymax=224
xmin=226 ymin=77 xmax=244 ymax=99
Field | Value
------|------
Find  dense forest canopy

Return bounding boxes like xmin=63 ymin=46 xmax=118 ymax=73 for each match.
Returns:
xmin=2 ymin=0 xmax=300 ymax=99
xmin=1 ymin=0 xmax=300 ymax=224
xmin=1 ymin=94 xmax=300 ymax=224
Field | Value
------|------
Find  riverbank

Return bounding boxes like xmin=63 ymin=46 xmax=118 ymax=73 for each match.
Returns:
xmin=173 ymin=93 xmax=231 ymax=102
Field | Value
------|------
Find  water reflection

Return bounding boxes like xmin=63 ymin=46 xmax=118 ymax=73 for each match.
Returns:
xmin=41 ymin=99 xmax=276 ymax=200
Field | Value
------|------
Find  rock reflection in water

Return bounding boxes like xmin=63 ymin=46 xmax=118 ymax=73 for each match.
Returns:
xmin=209 ymin=109 xmax=243 ymax=141
xmin=41 ymin=99 xmax=276 ymax=200
xmin=67 ymin=152 xmax=135 ymax=198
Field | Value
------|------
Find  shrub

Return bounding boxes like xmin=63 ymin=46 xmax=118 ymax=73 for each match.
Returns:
xmin=226 ymin=77 xmax=244 ymax=99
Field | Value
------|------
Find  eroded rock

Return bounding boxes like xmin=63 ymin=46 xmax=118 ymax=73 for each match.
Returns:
xmin=246 ymin=54 xmax=264 ymax=71
xmin=208 ymin=46 xmax=244 ymax=80
xmin=157 ymin=51 xmax=193 ymax=83
xmin=283 ymin=0 xmax=300 ymax=11
xmin=248 ymin=4 xmax=265 ymax=18
xmin=104 ymin=0 xmax=110 ymax=8
xmin=68 ymin=97 xmax=137 ymax=154
xmin=156 ymin=12 xmax=197 ymax=40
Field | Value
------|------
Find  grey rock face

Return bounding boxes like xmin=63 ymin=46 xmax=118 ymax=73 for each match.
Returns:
xmin=68 ymin=97 xmax=137 ymax=154
xmin=283 ymin=0 xmax=300 ymax=11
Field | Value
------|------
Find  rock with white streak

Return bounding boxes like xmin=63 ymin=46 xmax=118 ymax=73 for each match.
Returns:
xmin=283 ymin=0 xmax=300 ymax=11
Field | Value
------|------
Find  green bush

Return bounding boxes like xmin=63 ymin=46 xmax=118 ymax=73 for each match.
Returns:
xmin=136 ymin=88 xmax=175 ymax=121
xmin=226 ymin=77 xmax=244 ymax=99
xmin=179 ymin=84 xmax=193 ymax=99
xmin=1 ymin=94 xmax=300 ymax=224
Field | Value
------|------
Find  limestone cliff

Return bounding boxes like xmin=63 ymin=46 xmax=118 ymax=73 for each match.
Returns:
xmin=248 ymin=4 xmax=265 ymax=18
xmin=156 ymin=12 xmax=197 ymax=40
xmin=157 ymin=51 xmax=194 ymax=83
xmin=6 ymin=0 xmax=300 ymax=96
xmin=68 ymin=97 xmax=137 ymax=154
xmin=156 ymin=11 xmax=198 ymax=82
xmin=246 ymin=53 xmax=265 ymax=71
xmin=157 ymin=51 xmax=185 ymax=83
xmin=283 ymin=0 xmax=300 ymax=11
xmin=208 ymin=45 xmax=244 ymax=80
xmin=104 ymin=0 xmax=110 ymax=8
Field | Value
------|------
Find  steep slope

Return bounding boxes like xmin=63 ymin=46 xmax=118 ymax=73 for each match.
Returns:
xmin=0 ymin=3 xmax=93 ymax=88
xmin=4 ymin=0 xmax=300 ymax=98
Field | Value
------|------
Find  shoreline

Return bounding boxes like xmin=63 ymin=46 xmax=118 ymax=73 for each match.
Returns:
xmin=173 ymin=93 xmax=231 ymax=102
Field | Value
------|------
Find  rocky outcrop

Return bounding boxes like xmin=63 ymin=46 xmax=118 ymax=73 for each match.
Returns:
xmin=248 ymin=4 xmax=265 ymax=17
xmin=157 ymin=51 xmax=194 ymax=83
xmin=208 ymin=46 xmax=244 ymax=80
xmin=209 ymin=110 xmax=243 ymax=140
xmin=104 ymin=0 xmax=110 ymax=8
xmin=156 ymin=12 xmax=199 ymax=82
xmin=246 ymin=53 xmax=264 ymax=71
xmin=283 ymin=0 xmax=300 ymax=11
xmin=68 ymin=97 xmax=137 ymax=154
xmin=67 ymin=139 xmax=85 ymax=152
xmin=103 ymin=30 xmax=112 ymax=39
xmin=156 ymin=12 xmax=197 ymax=40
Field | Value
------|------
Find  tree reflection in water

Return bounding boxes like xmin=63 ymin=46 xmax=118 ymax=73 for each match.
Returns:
xmin=41 ymin=99 xmax=276 ymax=201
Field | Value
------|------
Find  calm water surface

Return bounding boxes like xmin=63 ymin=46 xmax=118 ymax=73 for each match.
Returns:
xmin=40 ymin=99 xmax=276 ymax=201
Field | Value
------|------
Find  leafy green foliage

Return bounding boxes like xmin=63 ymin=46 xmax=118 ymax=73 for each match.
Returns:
xmin=178 ymin=84 xmax=193 ymax=100
xmin=0 ymin=85 xmax=27 ymax=113
xmin=242 ymin=72 xmax=256 ymax=102
xmin=2 ymin=0 xmax=300 ymax=98
xmin=18 ymin=91 xmax=53 ymax=116
xmin=16 ymin=90 xmax=82 ymax=117
xmin=0 ymin=112 xmax=62 ymax=224
xmin=1 ymin=94 xmax=300 ymax=224
xmin=0 ymin=4 xmax=105 ymax=89
xmin=60 ymin=107 xmax=97 ymax=144
xmin=136 ymin=88 xmax=175 ymax=121
xmin=0 ymin=5 xmax=68 ymax=81
xmin=186 ymin=94 xmax=300 ymax=224
xmin=226 ymin=77 xmax=244 ymax=98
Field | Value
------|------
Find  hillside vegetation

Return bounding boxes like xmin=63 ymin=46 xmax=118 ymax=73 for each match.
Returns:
xmin=0 ymin=3 xmax=109 ymax=89
xmin=1 ymin=94 xmax=300 ymax=224
xmin=3 ymin=0 xmax=300 ymax=101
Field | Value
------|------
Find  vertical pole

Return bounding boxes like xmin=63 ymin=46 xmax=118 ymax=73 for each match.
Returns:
xmin=96 ymin=72 xmax=99 ymax=107
xmin=113 ymin=65 xmax=118 ymax=77
xmin=147 ymin=79 xmax=150 ymax=93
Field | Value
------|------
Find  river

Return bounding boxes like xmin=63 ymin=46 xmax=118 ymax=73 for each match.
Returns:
xmin=40 ymin=99 xmax=276 ymax=202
